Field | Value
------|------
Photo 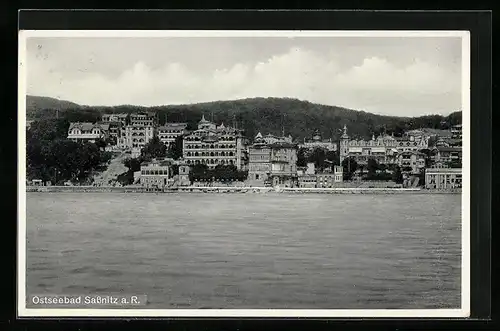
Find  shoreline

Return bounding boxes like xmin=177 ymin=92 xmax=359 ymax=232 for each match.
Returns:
xmin=25 ymin=186 xmax=462 ymax=194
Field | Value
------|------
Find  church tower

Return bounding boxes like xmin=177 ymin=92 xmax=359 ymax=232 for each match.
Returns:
xmin=340 ymin=125 xmax=350 ymax=164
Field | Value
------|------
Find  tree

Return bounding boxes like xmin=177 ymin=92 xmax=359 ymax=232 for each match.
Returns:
xmin=95 ymin=138 xmax=107 ymax=150
xmin=419 ymin=148 xmax=433 ymax=167
xmin=170 ymin=164 xmax=179 ymax=176
xmin=296 ymin=148 xmax=308 ymax=167
xmin=167 ymin=135 xmax=184 ymax=160
xmin=325 ymin=150 xmax=340 ymax=167
xmin=123 ymin=157 xmax=143 ymax=172
xmin=308 ymin=148 xmax=327 ymax=170
xmin=342 ymin=157 xmax=358 ymax=180
xmin=367 ymin=158 xmax=380 ymax=178
xmin=189 ymin=164 xmax=210 ymax=182
xmin=402 ymin=166 xmax=413 ymax=172
xmin=141 ymin=136 xmax=167 ymax=161
xmin=392 ymin=165 xmax=403 ymax=184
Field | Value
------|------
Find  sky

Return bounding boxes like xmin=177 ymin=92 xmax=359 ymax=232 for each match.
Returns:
xmin=25 ymin=36 xmax=464 ymax=117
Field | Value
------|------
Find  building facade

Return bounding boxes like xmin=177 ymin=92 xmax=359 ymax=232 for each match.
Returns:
xmin=130 ymin=112 xmax=156 ymax=126
xmin=247 ymin=133 xmax=298 ymax=186
xmin=182 ymin=116 xmax=247 ymax=170
xmin=139 ymin=159 xmax=170 ymax=188
xmin=430 ymin=146 xmax=462 ymax=165
xmin=98 ymin=121 xmax=122 ymax=142
xmin=158 ymin=123 xmax=188 ymax=148
xmin=118 ymin=124 xmax=155 ymax=150
xmin=425 ymin=168 xmax=462 ymax=189
xmin=297 ymin=165 xmax=343 ymax=188
xmin=397 ymin=151 xmax=426 ymax=174
xmin=177 ymin=164 xmax=191 ymax=186
xmin=299 ymin=129 xmax=337 ymax=152
xmin=451 ymin=124 xmax=462 ymax=139
xmin=67 ymin=122 xmax=109 ymax=143
xmin=268 ymin=142 xmax=298 ymax=187
xmin=339 ymin=125 xmax=428 ymax=166
xmin=101 ymin=113 xmax=128 ymax=126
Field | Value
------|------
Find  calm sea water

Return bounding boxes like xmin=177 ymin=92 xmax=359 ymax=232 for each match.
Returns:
xmin=26 ymin=192 xmax=461 ymax=309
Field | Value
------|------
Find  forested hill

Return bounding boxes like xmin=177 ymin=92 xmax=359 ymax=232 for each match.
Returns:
xmin=26 ymin=95 xmax=462 ymax=141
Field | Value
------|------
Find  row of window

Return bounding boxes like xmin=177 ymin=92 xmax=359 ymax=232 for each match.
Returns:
xmin=186 ymin=159 xmax=235 ymax=165
xmin=184 ymin=144 xmax=236 ymax=149
xmin=185 ymin=136 xmax=236 ymax=141
xmin=158 ymin=130 xmax=184 ymax=134
xmin=70 ymin=130 xmax=102 ymax=135
xmin=141 ymin=169 xmax=168 ymax=175
xmin=185 ymin=151 xmax=235 ymax=157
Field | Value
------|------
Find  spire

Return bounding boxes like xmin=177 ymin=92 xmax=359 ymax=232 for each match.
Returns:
xmin=201 ymin=114 xmax=206 ymax=122
xmin=341 ymin=125 xmax=349 ymax=139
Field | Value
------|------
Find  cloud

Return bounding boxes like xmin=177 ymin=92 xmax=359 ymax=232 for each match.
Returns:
xmin=26 ymin=46 xmax=461 ymax=116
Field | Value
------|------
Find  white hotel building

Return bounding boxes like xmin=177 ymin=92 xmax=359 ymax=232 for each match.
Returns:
xmin=182 ymin=115 xmax=247 ymax=170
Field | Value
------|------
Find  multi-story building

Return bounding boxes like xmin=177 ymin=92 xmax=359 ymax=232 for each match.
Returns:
xmin=182 ymin=116 xmax=247 ymax=170
xmin=451 ymin=124 xmax=462 ymax=139
xmin=247 ymin=133 xmax=298 ymax=187
xmin=425 ymin=167 xmax=462 ymax=189
xmin=268 ymin=142 xmax=298 ymax=187
xmin=430 ymin=146 xmax=462 ymax=165
xmin=297 ymin=165 xmax=343 ymax=188
xmin=130 ymin=111 xmax=156 ymax=126
xmin=97 ymin=121 xmax=122 ymax=142
xmin=67 ymin=122 xmax=109 ymax=143
xmin=254 ymin=132 xmax=293 ymax=145
xmin=177 ymin=164 xmax=191 ymax=186
xmin=299 ymin=129 xmax=337 ymax=152
xmin=297 ymin=162 xmax=316 ymax=176
xmin=139 ymin=159 xmax=170 ymax=188
xmin=297 ymin=175 xmax=317 ymax=188
xmin=435 ymin=137 xmax=462 ymax=148
xmin=118 ymin=124 xmax=155 ymax=150
xmin=158 ymin=123 xmax=188 ymax=148
xmin=397 ymin=151 xmax=426 ymax=174
xmin=101 ymin=113 xmax=128 ymax=126
xmin=339 ymin=125 xmax=428 ymax=165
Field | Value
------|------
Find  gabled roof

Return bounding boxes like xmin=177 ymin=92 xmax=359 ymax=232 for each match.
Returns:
xmin=68 ymin=122 xmax=101 ymax=131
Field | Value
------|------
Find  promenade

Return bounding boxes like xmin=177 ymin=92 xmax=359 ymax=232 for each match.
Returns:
xmin=25 ymin=185 xmax=461 ymax=194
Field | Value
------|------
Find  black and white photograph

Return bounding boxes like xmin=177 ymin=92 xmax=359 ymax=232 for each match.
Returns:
xmin=18 ymin=29 xmax=470 ymax=318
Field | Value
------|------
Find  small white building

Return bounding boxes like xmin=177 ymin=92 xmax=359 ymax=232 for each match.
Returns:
xmin=139 ymin=159 xmax=170 ymax=188
xmin=67 ymin=122 xmax=108 ymax=143
xmin=425 ymin=167 xmax=462 ymax=189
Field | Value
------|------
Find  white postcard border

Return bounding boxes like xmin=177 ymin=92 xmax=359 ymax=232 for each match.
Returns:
xmin=18 ymin=29 xmax=471 ymax=318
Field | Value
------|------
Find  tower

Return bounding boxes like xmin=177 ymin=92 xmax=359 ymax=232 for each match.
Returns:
xmin=340 ymin=125 xmax=350 ymax=164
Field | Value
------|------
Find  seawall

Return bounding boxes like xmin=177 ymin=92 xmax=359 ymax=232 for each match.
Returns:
xmin=25 ymin=186 xmax=462 ymax=194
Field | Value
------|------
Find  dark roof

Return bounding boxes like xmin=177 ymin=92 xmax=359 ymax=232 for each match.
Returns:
xmin=68 ymin=122 xmax=103 ymax=131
